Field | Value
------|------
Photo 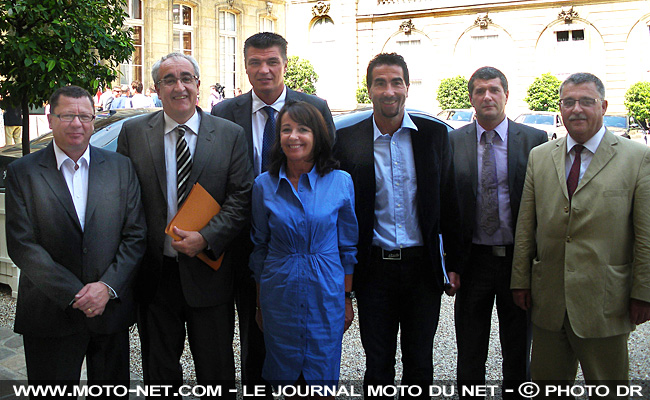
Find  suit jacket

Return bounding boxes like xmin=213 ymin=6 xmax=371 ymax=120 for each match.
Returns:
xmin=333 ymin=113 xmax=463 ymax=292
xmin=211 ymin=87 xmax=336 ymax=162
xmin=511 ymin=130 xmax=650 ymax=338
xmin=5 ymin=143 xmax=146 ymax=337
xmin=449 ymin=119 xmax=547 ymax=248
xmin=116 ymin=108 xmax=254 ymax=307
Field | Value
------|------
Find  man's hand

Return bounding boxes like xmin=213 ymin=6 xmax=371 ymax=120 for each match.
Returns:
xmin=344 ymin=298 xmax=354 ymax=332
xmin=72 ymin=282 xmax=110 ymax=318
xmin=512 ymin=289 xmax=531 ymax=311
xmin=171 ymin=226 xmax=208 ymax=257
xmin=444 ymin=272 xmax=460 ymax=296
xmin=629 ymin=299 xmax=650 ymax=325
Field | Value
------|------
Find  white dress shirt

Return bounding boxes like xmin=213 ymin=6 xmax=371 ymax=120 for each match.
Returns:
xmin=163 ymin=111 xmax=200 ymax=257
xmin=565 ymin=125 xmax=606 ymax=181
xmin=251 ymin=86 xmax=287 ymax=176
xmin=53 ymin=140 xmax=90 ymax=231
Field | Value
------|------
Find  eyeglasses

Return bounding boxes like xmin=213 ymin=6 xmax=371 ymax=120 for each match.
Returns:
xmin=156 ymin=75 xmax=199 ymax=87
xmin=52 ymin=113 xmax=95 ymax=123
xmin=559 ymin=98 xmax=601 ymax=108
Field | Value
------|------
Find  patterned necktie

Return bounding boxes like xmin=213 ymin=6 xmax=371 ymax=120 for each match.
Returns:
xmin=479 ymin=130 xmax=500 ymax=236
xmin=176 ymin=125 xmax=192 ymax=206
xmin=261 ymin=106 xmax=276 ymax=173
xmin=567 ymin=144 xmax=584 ymax=201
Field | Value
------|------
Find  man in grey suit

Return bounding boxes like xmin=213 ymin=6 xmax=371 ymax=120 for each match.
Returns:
xmin=6 ymin=85 xmax=146 ymax=386
xmin=211 ymin=32 xmax=334 ymax=392
xmin=117 ymin=53 xmax=253 ymax=395
xmin=449 ymin=67 xmax=547 ymax=398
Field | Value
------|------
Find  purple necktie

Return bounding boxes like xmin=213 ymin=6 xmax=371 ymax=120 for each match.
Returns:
xmin=479 ymin=130 xmax=499 ymax=236
xmin=567 ymin=144 xmax=584 ymax=201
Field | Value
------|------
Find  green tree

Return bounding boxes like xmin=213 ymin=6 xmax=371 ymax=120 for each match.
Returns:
xmin=284 ymin=56 xmax=318 ymax=95
xmin=524 ymin=73 xmax=561 ymax=112
xmin=356 ymin=77 xmax=370 ymax=104
xmin=0 ymin=0 xmax=135 ymax=155
xmin=624 ymin=81 xmax=650 ymax=130
xmin=436 ymin=76 xmax=470 ymax=109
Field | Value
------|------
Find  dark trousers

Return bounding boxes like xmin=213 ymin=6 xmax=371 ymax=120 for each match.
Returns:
xmin=23 ymin=329 xmax=129 ymax=399
xmin=138 ymin=256 xmax=235 ymax=399
xmin=234 ymin=256 xmax=272 ymax=398
xmin=357 ymin=247 xmax=442 ymax=400
xmin=454 ymin=244 xmax=529 ymax=400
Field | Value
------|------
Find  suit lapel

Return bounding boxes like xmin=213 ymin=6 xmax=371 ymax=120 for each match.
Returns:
xmin=507 ymin=120 xmax=521 ymax=192
xmin=233 ymin=92 xmax=254 ymax=161
xmin=465 ymin=124 xmax=479 ymax=197
xmin=38 ymin=144 xmax=82 ymax=231
xmin=144 ymin=111 xmax=167 ymax=199
xmin=190 ymin=111 xmax=216 ymax=184
xmin=551 ymin=136 xmax=570 ymax=200
xmin=575 ymin=130 xmax=617 ymax=195
xmin=84 ymin=146 xmax=105 ymax=229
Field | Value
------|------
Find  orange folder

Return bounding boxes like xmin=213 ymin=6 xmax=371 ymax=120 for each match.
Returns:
xmin=165 ymin=183 xmax=224 ymax=271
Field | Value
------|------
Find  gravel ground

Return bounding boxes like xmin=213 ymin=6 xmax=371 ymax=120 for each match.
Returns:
xmin=0 ymin=284 xmax=648 ymax=391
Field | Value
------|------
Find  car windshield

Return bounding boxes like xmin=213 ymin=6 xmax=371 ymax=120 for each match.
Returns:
xmin=449 ymin=110 xmax=473 ymax=121
xmin=517 ymin=114 xmax=553 ymax=125
xmin=603 ymin=115 xmax=627 ymax=128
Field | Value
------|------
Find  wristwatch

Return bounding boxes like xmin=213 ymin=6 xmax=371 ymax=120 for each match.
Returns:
xmin=345 ymin=291 xmax=356 ymax=300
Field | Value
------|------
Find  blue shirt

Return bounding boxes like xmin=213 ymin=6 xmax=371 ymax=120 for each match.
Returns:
xmin=372 ymin=112 xmax=423 ymax=250
xmin=249 ymin=166 xmax=358 ymax=384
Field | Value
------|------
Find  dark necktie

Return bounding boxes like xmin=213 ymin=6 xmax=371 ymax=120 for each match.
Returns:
xmin=261 ymin=106 xmax=276 ymax=173
xmin=479 ymin=130 xmax=499 ymax=236
xmin=567 ymin=144 xmax=584 ymax=201
xmin=176 ymin=125 xmax=192 ymax=206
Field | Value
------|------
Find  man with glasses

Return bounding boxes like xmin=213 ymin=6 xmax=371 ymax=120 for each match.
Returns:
xmin=512 ymin=72 xmax=650 ymax=394
xmin=117 ymin=52 xmax=253 ymax=396
xmin=5 ymin=85 xmax=146 ymax=386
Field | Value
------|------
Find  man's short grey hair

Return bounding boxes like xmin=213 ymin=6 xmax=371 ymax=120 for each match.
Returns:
xmin=151 ymin=52 xmax=201 ymax=84
xmin=559 ymin=72 xmax=605 ymax=99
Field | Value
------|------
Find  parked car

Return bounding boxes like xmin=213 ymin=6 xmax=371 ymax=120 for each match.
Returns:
xmin=436 ymin=109 xmax=475 ymax=129
xmin=0 ymin=107 xmax=452 ymax=190
xmin=514 ymin=111 xmax=566 ymax=140
xmin=603 ymin=114 xmax=631 ymax=137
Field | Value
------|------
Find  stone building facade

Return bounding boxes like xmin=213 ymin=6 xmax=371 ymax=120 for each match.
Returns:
xmin=286 ymin=0 xmax=650 ymax=114
xmin=118 ymin=0 xmax=286 ymax=108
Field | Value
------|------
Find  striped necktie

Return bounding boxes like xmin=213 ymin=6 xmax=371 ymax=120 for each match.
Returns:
xmin=176 ymin=125 xmax=192 ymax=206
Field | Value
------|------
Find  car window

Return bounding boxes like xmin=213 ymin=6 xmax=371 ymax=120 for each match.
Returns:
xmin=603 ymin=116 xmax=627 ymax=128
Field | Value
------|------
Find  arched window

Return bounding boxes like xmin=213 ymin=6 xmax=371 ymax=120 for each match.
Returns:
xmin=173 ymin=3 xmax=193 ymax=56
xmin=120 ymin=0 xmax=144 ymax=85
xmin=219 ymin=11 xmax=237 ymax=97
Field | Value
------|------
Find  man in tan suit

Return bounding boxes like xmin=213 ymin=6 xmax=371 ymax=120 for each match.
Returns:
xmin=511 ymin=72 xmax=650 ymax=395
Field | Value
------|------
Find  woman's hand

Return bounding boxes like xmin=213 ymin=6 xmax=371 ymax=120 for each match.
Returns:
xmin=344 ymin=298 xmax=354 ymax=332
xmin=255 ymin=307 xmax=264 ymax=332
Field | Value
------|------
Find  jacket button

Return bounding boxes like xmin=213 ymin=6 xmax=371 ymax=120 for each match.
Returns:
xmin=83 ymin=248 xmax=88 ymax=254
xmin=566 ymin=236 xmax=571 ymax=243
xmin=564 ymin=206 xmax=569 ymax=213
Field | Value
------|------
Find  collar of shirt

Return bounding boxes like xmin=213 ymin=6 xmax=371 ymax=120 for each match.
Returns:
xmin=566 ymin=124 xmax=606 ymax=156
xmin=252 ymin=86 xmax=287 ymax=114
xmin=276 ymin=164 xmax=318 ymax=193
xmin=372 ymin=111 xmax=418 ymax=141
xmin=163 ymin=109 xmax=201 ymax=135
xmin=475 ymin=117 xmax=508 ymax=143
xmin=53 ymin=139 xmax=90 ymax=170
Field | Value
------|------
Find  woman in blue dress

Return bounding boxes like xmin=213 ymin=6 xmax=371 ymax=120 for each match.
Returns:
xmin=249 ymin=100 xmax=358 ymax=392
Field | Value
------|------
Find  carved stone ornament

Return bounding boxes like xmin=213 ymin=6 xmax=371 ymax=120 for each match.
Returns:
xmin=400 ymin=19 xmax=415 ymax=34
xmin=266 ymin=1 xmax=273 ymax=15
xmin=226 ymin=0 xmax=234 ymax=8
xmin=474 ymin=13 xmax=493 ymax=30
xmin=312 ymin=1 xmax=330 ymax=18
xmin=559 ymin=7 xmax=579 ymax=23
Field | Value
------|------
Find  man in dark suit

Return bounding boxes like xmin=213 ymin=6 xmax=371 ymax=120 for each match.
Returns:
xmin=211 ymin=32 xmax=334 ymax=391
xmin=5 ymin=85 xmax=146 ymax=387
xmin=117 ymin=53 xmax=253 ymax=395
xmin=333 ymin=53 xmax=463 ymax=399
xmin=449 ymin=67 xmax=547 ymax=398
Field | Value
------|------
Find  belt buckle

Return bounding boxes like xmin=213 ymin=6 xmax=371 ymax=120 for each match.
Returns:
xmin=382 ymin=248 xmax=402 ymax=261
xmin=492 ymin=246 xmax=506 ymax=257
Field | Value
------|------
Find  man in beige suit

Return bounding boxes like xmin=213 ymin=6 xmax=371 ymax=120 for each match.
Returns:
xmin=511 ymin=72 xmax=650 ymax=394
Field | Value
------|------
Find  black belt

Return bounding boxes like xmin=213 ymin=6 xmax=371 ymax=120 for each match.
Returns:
xmin=371 ymin=246 xmax=425 ymax=261
xmin=471 ymin=243 xmax=513 ymax=257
